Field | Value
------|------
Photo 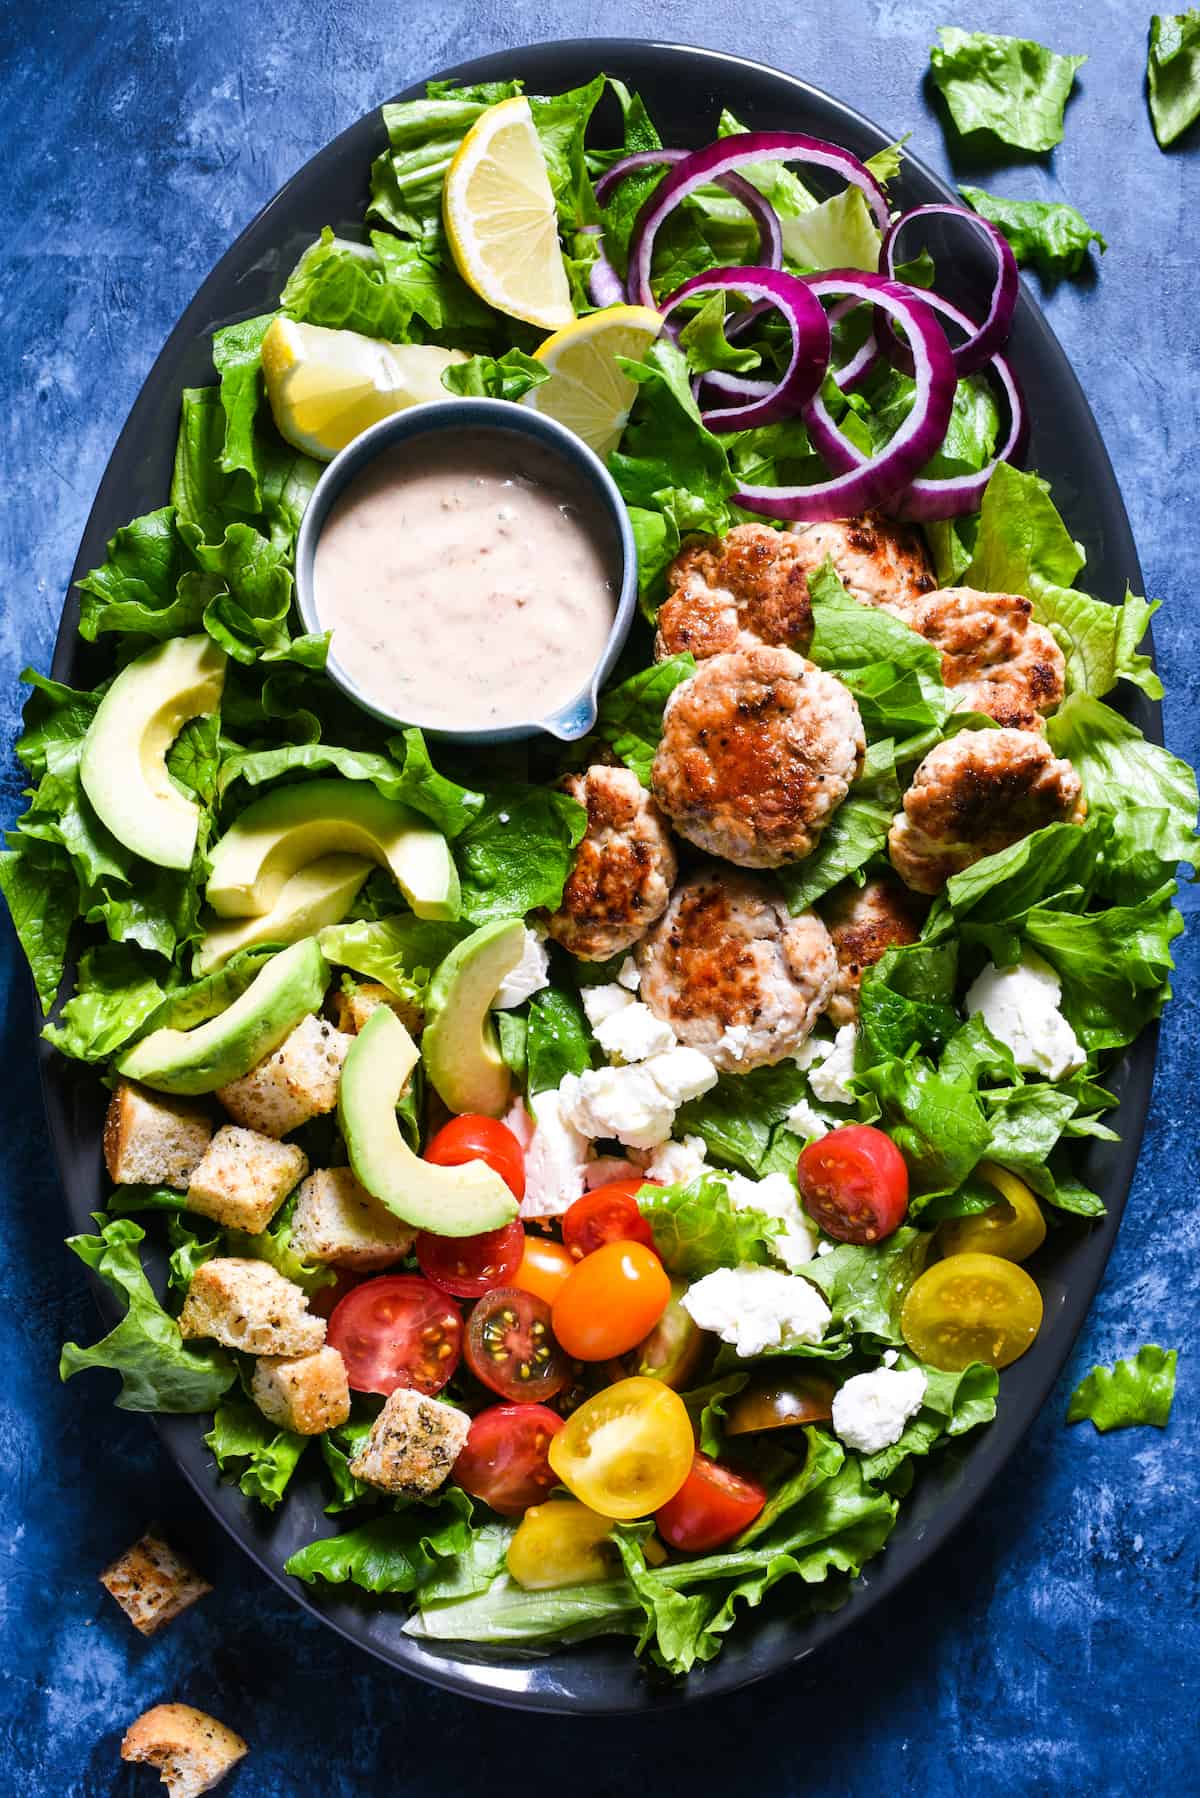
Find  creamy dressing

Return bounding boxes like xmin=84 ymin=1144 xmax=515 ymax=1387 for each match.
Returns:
xmin=313 ymin=430 xmax=621 ymax=730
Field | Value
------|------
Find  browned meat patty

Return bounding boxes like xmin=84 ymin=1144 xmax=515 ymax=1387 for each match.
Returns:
xmin=895 ymin=587 xmax=1066 ymax=731
xmin=543 ymin=765 xmax=678 ymax=960
xmin=819 ymin=876 xmax=929 ymax=1024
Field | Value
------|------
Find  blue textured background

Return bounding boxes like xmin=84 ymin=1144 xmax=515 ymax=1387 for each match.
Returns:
xmin=2 ymin=3 xmax=1196 ymax=1791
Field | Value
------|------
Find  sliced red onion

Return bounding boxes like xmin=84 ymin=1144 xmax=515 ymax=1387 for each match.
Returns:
xmin=662 ymin=267 xmax=831 ymax=430
xmin=695 ymin=369 xmax=775 ymax=410
xmin=828 ymin=297 xmax=880 ymax=393
xmin=586 ymin=242 xmax=627 ymax=308
xmin=628 ymin=133 xmax=891 ymax=312
xmin=880 ymin=204 xmax=1018 ymax=378
xmin=733 ymin=271 xmax=955 ymax=522
xmin=594 ymin=148 xmax=782 ymax=284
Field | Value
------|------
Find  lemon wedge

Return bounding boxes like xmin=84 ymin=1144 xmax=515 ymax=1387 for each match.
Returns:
xmin=526 ymin=305 xmax=664 ymax=458
xmin=442 ymin=95 xmax=574 ymax=331
xmin=260 ymin=317 xmax=468 ymax=460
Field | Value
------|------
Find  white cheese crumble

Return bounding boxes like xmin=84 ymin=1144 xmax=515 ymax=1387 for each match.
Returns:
xmin=520 ymin=1088 xmax=591 ymax=1218
xmin=805 ymin=1024 xmax=858 ymax=1105
xmin=645 ymin=1134 xmax=709 ymax=1186
xmin=492 ymin=926 xmax=550 ymax=1010
xmin=725 ymin=1171 xmax=819 ymax=1268
xmin=560 ymin=1065 xmax=676 ymax=1151
xmin=644 ymin=1046 xmax=718 ymax=1106
xmin=785 ymin=1097 xmax=832 ymax=1142
xmin=581 ymin=984 xmax=635 ymax=1028
xmin=831 ymin=1367 xmax=927 ymax=1455
xmin=681 ymin=1264 xmax=831 ymax=1358
xmin=617 ymin=956 xmax=641 ymax=991
xmin=964 ymin=950 xmax=1085 ymax=1080
xmin=592 ymin=1001 xmax=677 ymax=1064
xmin=716 ymin=1022 xmax=753 ymax=1063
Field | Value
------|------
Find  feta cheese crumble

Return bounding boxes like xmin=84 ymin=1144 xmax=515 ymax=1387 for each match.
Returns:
xmin=831 ymin=1367 xmax=927 ymax=1455
xmin=492 ymin=926 xmax=550 ymax=1010
xmin=520 ymin=1088 xmax=591 ymax=1218
xmin=964 ymin=950 xmax=1085 ymax=1080
xmin=644 ymin=1047 xmax=718 ymax=1106
xmin=581 ymin=984 xmax=635 ymax=1028
xmin=560 ymin=1065 xmax=675 ymax=1150
xmin=785 ymin=1096 xmax=832 ymax=1143
xmin=681 ymin=1265 xmax=831 ymax=1358
xmin=592 ymin=1001 xmax=677 ymax=1065
xmin=645 ymin=1134 xmax=709 ymax=1186
xmin=725 ymin=1171 xmax=819 ymax=1268
xmin=796 ymin=1023 xmax=858 ymax=1105
xmin=715 ymin=1022 xmax=753 ymax=1064
xmin=616 ymin=956 xmax=641 ymax=991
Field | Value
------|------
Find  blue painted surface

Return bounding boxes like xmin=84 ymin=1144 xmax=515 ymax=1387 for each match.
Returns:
xmin=1 ymin=1 xmax=1196 ymax=1790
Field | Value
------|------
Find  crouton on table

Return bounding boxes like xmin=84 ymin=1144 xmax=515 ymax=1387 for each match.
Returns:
xmin=99 ymin=1529 xmax=211 ymax=1636
xmin=216 ymin=1013 xmax=350 ymax=1138
xmin=331 ymin=980 xmax=423 ymax=1037
xmin=289 ymin=1166 xmax=415 ymax=1271
xmin=349 ymin=1387 xmax=469 ymax=1497
xmin=178 ymin=1258 xmax=324 ymax=1357
xmin=185 ymin=1126 xmax=307 ymax=1233
xmin=251 ymin=1346 xmax=350 ymax=1435
xmin=121 ymin=1703 xmax=247 ymax=1798
xmin=103 ymin=1081 xmax=212 ymax=1189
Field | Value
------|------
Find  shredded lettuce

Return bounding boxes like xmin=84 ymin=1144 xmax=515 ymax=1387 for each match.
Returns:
xmin=454 ymin=783 xmax=587 ymax=924
xmin=206 ymin=1398 xmax=309 ymax=1509
xmin=801 ymin=1229 xmax=930 ymax=1343
xmin=285 ymin=1488 xmax=476 ymax=1591
xmin=959 ymin=186 xmax=1106 ymax=279
xmin=1147 ymin=12 xmax=1200 ymax=147
xmin=638 ymin=1173 xmax=781 ymax=1278
xmin=1066 ymin=1344 xmax=1178 ymax=1430
xmin=929 ymin=28 xmax=1086 ymax=152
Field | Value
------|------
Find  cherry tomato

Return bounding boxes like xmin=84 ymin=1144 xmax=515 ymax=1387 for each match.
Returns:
xmin=797 ymin=1124 xmax=909 ymax=1244
xmin=326 ymin=1274 xmax=462 ymax=1396
xmin=724 ymin=1372 xmax=837 ymax=1435
xmin=452 ymin=1403 xmax=563 ymax=1515
xmin=465 ymin=1286 xmax=571 ymax=1402
xmin=512 ymin=1235 xmax=575 ymax=1306
xmin=655 ymin=1453 xmax=767 ymax=1551
xmin=562 ymin=1180 xmax=655 ymax=1260
xmin=552 ymin=1241 xmax=671 ymax=1361
xmin=424 ymin=1114 xmax=525 ymax=1200
xmin=549 ymin=1376 xmax=694 ymax=1519
xmin=605 ymin=1282 xmax=705 ymax=1389
xmin=416 ymin=1220 xmax=525 ymax=1298
xmin=901 ymin=1251 xmax=1043 ymax=1371
xmin=506 ymin=1499 xmax=617 ymax=1588
xmin=936 ymin=1162 xmax=1047 ymax=1265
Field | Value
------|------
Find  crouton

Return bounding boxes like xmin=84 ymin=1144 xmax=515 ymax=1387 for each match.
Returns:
xmin=289 ymin=1166 xmax=416 ymax=1271
xmin=331 ymin=980 xmax=423 ymax=1037
xmin=121 ymin=1703 xmax=247 ymax=1798
xmin=250 ymin=1346 xmax=350 ymax=1435
xmin=103 ymin=1081 xmax=213 ymax=1190
xmin=349 ymin=1387 xmax=470 ymax=1497
xmin=185 ymin=1126 xmax=308 ymax=1234
xmin=215 ymin=1013 xmax=351 ymax=1138
xmin=99 ymin=1530 xmax=211 ymax=1636
xmin=178 ymin=1258 xmax=325 ymax=1357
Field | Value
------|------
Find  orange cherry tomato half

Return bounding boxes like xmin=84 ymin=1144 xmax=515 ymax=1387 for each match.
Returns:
xmin=326 ymin=1274 xmax=461 ymax=1396
xmin=416 ymin=1220 xmax=525 ymax=1299
xmin=655 ymin=1452 xmax=767 ymax=1551
xmin=552 ymin=1240 xmax=671 ymax=1361
xmin=512 ymin=1235 xmax=576 ymax=1305
xmin=562 ymin=1180 xmax=656 ymax=1260
xmin=452 ymin=1403 xmax=563 ymax=1515
xmin=797 ymin=1124 xmax=909 ymax=1244
xmin=424 ymin=1114 xmax=526 ymax=1200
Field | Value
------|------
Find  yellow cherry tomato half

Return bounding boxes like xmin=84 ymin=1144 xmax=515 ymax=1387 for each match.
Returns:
xmin=512 ymin=1235 xmax=575 ymax=1306
xmin=552 ymin=1240 xmax=670 ymax=1361
xmin=936 ymin=1162 xmax=1048 ymax=1265
xmin=547 ymin=1375 xmax=694 ymax=1519
xmin=506 ymin=1499 xmax=617 ymax=1590
xmin=901 ymin=1251 xmax=1043 ymax=1372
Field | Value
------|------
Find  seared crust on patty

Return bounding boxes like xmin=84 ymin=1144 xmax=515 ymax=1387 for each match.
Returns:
xmin=543 ymin=764 xmax=678 ymax=961
xmin=819 ymin=876 xmax=929 ymax=1025
xmin=894 ymin=587 xmax=1066 ymax=731
xmin=793 ymin=512 xmax=936 ymax=609
xmin=637 ymin=866 xmax=837 ymax=1070
xmin=888 ymin=727 xmax=1086 ymax=894
xmin=651 ymin=646 xmax=865 ymax=869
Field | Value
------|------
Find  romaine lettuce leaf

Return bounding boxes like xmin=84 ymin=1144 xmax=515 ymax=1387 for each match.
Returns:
xmin=284 ymin=1489 xmax=477 ymax=1592
xmin=1147 ymin=12 xmax=1200 ymax=147
xmin=216 ymin=730 xmax=484 ymax=839
xmin=801 ymin=1228 xmax=930 ymax=1343
xmin=959 ymin=186 xmax=1106 ymax=279
xmin=782 ymin=187 xmax=881 ymax=273
xmin=205 ymin=1398 xmax=309 ymax=1509
xmin=857 ymin=1356 xmax=999 ymax=1483
xmin=1066 ymin=1344 xmax=1177 ymax=1429
xmin=318 ymin=916 xmax=467 ymax=1007
xmin=857 ymin=937 xmax=960 ymax=1069
xmin=857 ymin=1056 xmax=992 ymax=1196
xmin=776 ymin=758 xmax=900 ymax=914
xmin=454 ymin=783 xmax=587 ymax=923
xmin=587 ymin=654 xmax=696 ymax=786
xmin=0 ymin=836 xmax=78 ymax=1012
xmin=1022 ymin=883 xmax=1183 ymax=1051
xmin=638 ymin=1173 xmax=781 ymax=1278
xmin=930 ymin=28 xmax=1086 ymax=152
xmin=440 ymin=348 xmax=549 ymax=402
xmin=674 ymin=1062 xmax=812 ymax=1176
xmin=525 ymin=984 xmax=595 ymax=1095
xmin=41 ymin=942 xmax=167 ymax=1060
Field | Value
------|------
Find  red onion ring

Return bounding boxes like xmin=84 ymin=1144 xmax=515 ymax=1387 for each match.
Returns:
xmin=594 ymin=148 xmax=782 ymax=279
xmin=880 ymin=203 xmax=1018 ymax=378
xmin=662 ymin=267 xmax=831 ymax=430
xmin=695 ymin=370 xmax=775 ymax=411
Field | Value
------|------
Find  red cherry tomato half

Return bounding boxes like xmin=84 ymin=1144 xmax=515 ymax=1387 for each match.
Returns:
xmin=424 ymin=1114 xmax=526 ymax=1200
xmin=562 ymin=1180 xmax=656 ymax=1260
xmin=453 ymin=1403 xmax=564 ymax=1515
xmin=416 ymin=1220 xmax=526 ymax=1299
xmin=655 ymin=1453 xmax=767 ymax=1552
xmin=797 ymin=1124 xmax=909 ymax=1245
xmin=326 ymin=1274 xmax=462 ymax=1396
xmin=465 ymin=1287 xmax=572 ymax=1402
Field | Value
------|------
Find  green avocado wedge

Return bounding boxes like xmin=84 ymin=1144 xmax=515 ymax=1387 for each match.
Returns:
xmin=117 ymin=938 xmax=328 ymax=1094
xmin=193 ymin=854 xmax=374 ymax=975
xmin=339 ymin=1005 xmax=518 ymax=1236
xmin=205 ymin=778 xmax=460 ymax=921
xmin=421 ymin=918 xmax=526 ymax=1118
xmin=79 ymin=635 xmax=226 ymax=870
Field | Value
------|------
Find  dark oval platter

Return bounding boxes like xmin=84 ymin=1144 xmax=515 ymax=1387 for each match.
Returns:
xmin=37 ymin=39 xmax=1158 ymax=1713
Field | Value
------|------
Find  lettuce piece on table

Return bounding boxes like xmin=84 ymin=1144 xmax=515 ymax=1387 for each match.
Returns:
xmin=929 ymin=28 xmax=1086 ymax=152
xmin=1147 ymin=12 xmax=1200 ymax=147
xmin=959 ymin=186 xmax=1106 ymax=280
xmin=1067 ymin=1345 xmax=1178 ymax=1430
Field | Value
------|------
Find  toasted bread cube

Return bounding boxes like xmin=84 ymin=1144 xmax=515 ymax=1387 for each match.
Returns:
xmin=349 ymin=1387 xmax=469 ymax=1497
xmin=331 ymin=980 xmax=423 ymax=1037
xmin=103 ymin=1081 xmax=213 ymax=1190
xmin=185 ymin=1126 xmax=308 ymax=1234
xmin=251 ymin=1346 xmax=350 ymax=1436
xmin=216 ymin=1014 xmax=351 ymax=1138
xmin=99 ymin=1530 xmax=211 ymax=1636
xmin=121 ymin=1703 xmax=247 ymax=1798
xmin=289 ymin=1166 xmax=416 ymax=1271
xmin=178 ymin=1258 xmax=325 ymax=1357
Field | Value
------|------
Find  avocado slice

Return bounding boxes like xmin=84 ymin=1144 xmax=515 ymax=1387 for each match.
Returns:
xmin=339 ymin=1005 xmax=518 ymax=1236
xmin=205 ymin=778 xmax=459 ymax=922
xmin=421 ymin=918 xmax=525 ymax=1118
xmin=193 ymin=855 xmax=373 ymax=976
xmin=117 ymin=938 xmax=329 ymax=1094
xmin=79 ymin=635 xmax=226 ymax=869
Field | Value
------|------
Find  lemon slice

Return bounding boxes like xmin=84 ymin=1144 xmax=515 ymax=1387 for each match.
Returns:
xmin=442 ymin=96 xmax=574 ymax=331
xmin=260 ymin=317 xmax=468 ymax=460
xmin=526 ymin=305 xmax=664 ymax=458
